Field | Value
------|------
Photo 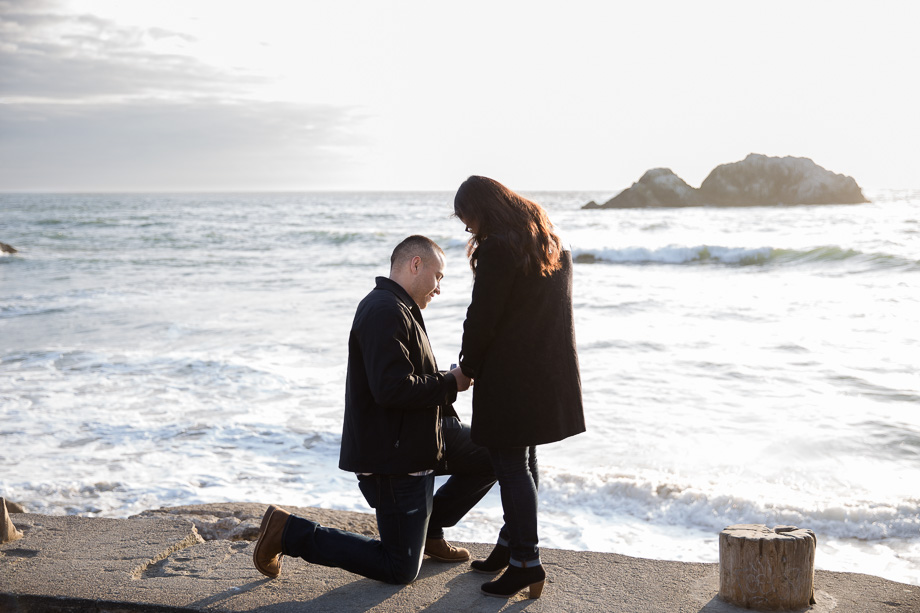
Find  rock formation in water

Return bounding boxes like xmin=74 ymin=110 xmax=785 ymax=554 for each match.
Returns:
xmin=583 ymin=154 xmax=869 ymax=209
xmin=0 ymin=242 xmax=17 ymax=254
xmin=584 ymin=168 xmax=702 ymax=208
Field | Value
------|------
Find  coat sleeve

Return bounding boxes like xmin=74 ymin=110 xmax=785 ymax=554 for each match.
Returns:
xmin=360 ymin=304 xmax=458 ymax=410
xmin=459 ymin=238 xmax=518 ymax=378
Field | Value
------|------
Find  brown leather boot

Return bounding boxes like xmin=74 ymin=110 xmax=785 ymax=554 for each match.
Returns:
xmin=424 ymin=538 xmax=471 ymax=562
xmin=253 ymin=505 xmax=291 ymax=578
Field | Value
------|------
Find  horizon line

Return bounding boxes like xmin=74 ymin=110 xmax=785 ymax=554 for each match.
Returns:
xmin=0 ymin=185 xmax=913 ymax=195
xmin=0 ymin=187 xmax=623 ymax=195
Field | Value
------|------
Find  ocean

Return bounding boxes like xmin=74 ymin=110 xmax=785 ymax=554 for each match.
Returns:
xmin=1 ymin=190 xmax=918 ymax=585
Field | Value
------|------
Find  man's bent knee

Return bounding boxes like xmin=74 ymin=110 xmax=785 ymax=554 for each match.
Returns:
xmin=389 ymin=565 xmax=420 ymax=585
xmin=385 ymin=550 xmax=424 ymax=585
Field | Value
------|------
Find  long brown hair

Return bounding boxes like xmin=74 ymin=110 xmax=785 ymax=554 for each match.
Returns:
xmin=453 ymin=176 xmax=562 ymax=277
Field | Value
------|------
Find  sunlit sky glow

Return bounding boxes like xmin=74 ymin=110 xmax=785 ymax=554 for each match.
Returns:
xmin=1 ymin=0 xmax=918 ymax=191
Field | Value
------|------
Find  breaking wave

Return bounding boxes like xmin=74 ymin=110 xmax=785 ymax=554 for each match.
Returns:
xmin=539 ymin=468 xmax=920 ymax=541
xmin=573 ymin=244 xmax=918 ymax=270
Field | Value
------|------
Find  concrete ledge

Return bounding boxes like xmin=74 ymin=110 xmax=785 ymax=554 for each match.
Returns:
xmin=1 ymin=504 xmax=917 ymax=612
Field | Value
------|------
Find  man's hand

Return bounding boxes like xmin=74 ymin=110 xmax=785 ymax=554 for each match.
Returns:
xmin=450 ymin=366 xmax=472 ymax=392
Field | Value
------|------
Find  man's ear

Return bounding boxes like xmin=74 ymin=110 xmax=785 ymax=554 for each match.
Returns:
xmin=410 ymin=255 xmax=422 ymax=274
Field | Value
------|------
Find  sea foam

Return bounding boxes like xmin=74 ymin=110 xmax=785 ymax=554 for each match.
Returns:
xmin=537 ymin=468 xmax=920 ymax=541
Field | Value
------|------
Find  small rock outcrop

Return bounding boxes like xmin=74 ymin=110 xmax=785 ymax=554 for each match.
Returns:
xmin=584 ymin=154 xmax=869 ymax=208
xmin=0 ymin=242 xmax=17 ymax=254
xmin=583 ymin=168 xmax=702 ymax=208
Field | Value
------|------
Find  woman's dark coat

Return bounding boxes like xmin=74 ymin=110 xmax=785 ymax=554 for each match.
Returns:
xmin=459 ymin=237 xmax=585 ymax=448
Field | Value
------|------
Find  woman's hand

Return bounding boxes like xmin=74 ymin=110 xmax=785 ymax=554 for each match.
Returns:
xmin=451 ymin=366 xmax=473 ymax=392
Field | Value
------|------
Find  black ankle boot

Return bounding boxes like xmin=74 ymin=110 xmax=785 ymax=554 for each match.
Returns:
xmin=470 ymin=543 xmax=510 ymax=574
xmin=481 ymin=563 xmax=546 ymax=599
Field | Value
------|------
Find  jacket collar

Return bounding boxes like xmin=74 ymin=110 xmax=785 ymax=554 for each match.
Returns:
xmin=374 ymin=276 xmax=425 ymax=329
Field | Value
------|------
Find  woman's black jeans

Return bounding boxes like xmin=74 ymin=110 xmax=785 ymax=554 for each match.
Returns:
xmin=488 ymin=445 xmax=541 ymax=566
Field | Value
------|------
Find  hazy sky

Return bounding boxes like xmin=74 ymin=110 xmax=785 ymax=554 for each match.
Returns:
xmin=1 ymin=0 xmax=918 ymax=191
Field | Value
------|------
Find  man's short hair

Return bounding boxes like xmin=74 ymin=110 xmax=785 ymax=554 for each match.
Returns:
xmin=390 ymin=235 xmax=444 ymax=271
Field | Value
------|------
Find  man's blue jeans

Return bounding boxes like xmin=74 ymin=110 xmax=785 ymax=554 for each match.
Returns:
xmin=281 ymin=419 xmax=495 ymax=584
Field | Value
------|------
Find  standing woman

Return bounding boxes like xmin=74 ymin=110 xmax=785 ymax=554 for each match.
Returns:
xmin=453 ymin=176 xmax=585 ymax=599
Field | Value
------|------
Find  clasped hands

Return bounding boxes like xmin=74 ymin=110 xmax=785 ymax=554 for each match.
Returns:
xmin=449 ymin=366 xmax=473 ymax=392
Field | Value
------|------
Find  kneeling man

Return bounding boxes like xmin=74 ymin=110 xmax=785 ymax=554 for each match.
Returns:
xmin=254 ymin=235 xmax=493 ymax=584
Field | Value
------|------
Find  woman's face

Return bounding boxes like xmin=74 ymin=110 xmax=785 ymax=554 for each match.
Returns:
xmin=458 ymin=215 xmax=480 ymax=235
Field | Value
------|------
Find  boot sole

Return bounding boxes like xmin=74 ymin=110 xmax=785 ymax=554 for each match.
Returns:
xmin=470 ymin=566 xmax=505 ymax=574
xmin=425 ymin=553 xmax=471 ymax=562
xmin=481 ymin=579 xmax=545 ymax=599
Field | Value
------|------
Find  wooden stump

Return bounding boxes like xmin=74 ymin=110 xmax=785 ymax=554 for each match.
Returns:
xmin=719 ymin=524 xmax=816 ymax=611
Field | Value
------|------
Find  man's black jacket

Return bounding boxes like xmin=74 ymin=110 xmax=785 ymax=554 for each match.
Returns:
xmin=339 ymin=276 xmax=458 ymax=474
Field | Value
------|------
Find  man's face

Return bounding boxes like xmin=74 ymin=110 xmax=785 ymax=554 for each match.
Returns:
xmin=410 ymin=252 xmax=445 ymax=309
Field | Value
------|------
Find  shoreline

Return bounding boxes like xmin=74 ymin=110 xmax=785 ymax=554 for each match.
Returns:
xmin=2 ymin=502 xmax=918 ymax=612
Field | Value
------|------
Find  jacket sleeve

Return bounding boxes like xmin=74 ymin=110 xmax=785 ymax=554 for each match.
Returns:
xmin=360 ymin=304 xmax=458 ymax=410
xmin=459 ymin=238 xmax=518 ymax=378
